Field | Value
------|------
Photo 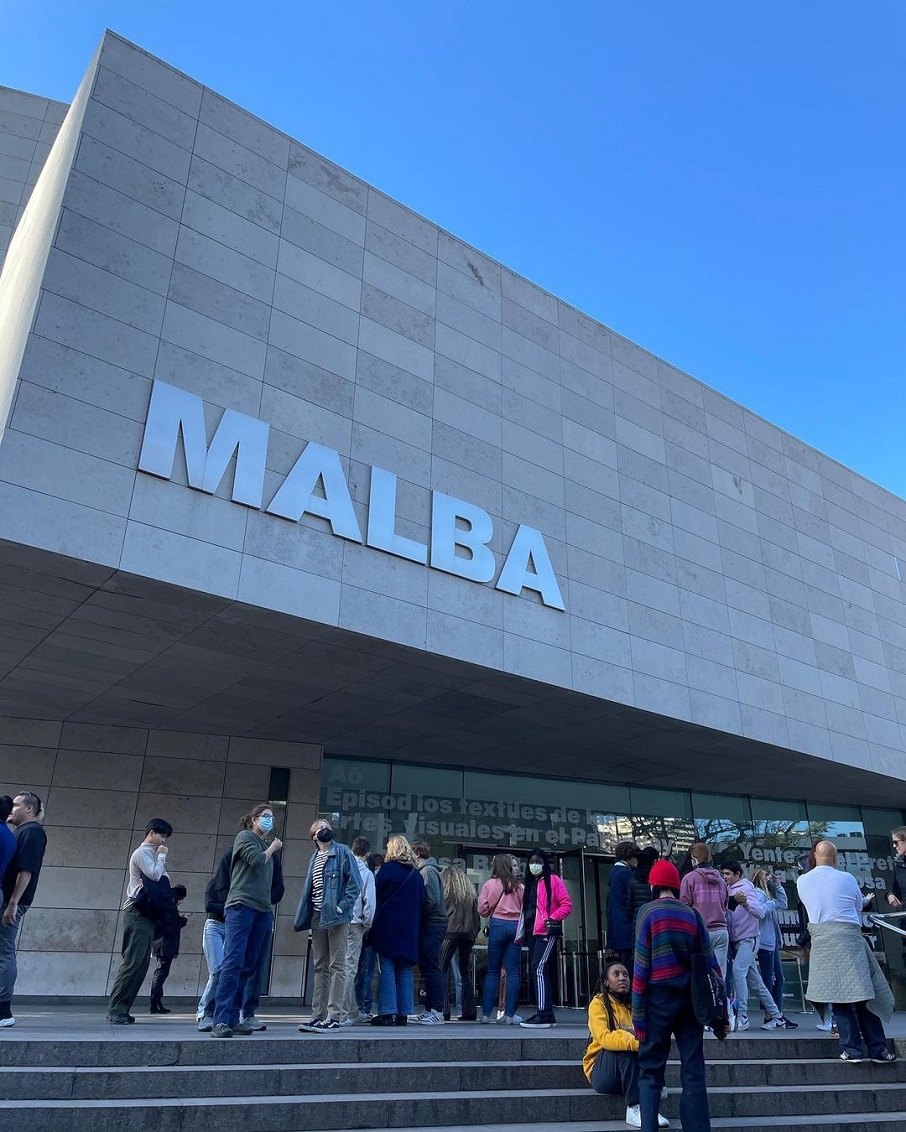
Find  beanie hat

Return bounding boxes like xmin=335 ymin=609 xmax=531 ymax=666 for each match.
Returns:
xmin=648 ymin=860 xmax=681 ymax=892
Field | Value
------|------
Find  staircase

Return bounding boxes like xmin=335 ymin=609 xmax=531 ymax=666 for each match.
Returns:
xmin=2 ymin=1029 xmax=905 ymax=1131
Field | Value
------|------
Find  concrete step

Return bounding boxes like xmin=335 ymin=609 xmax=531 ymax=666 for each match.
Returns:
xmin=2 ymin=1055 xmax=904 ymax=1101
xmin=0 ymin=1030 xmax=843 ymax=1067
xmin=7 ymin=1083 xmax=906 ymax=1132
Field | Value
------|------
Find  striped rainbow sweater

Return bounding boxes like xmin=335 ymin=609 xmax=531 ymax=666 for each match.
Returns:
xmin=631 ymin=896 xmax=718 ymax=1039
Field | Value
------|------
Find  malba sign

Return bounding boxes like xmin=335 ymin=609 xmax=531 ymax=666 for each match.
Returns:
xmin=138 ymin=381 xmax=565 ymax=610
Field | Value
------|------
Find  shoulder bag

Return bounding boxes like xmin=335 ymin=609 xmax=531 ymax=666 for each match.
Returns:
xmin=689 ymin=908 xmax=729 ymax=1038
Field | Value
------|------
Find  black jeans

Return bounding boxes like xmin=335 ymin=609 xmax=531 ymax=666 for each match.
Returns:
xmin=439 ymin=933 xmax=476 ymax=1019
xmin=638 ymin=982 xmax=710 ymax=1132
xmin=418 ymin=922 xmax=446 ymax=1013
xmin=590 ymin=1048 xmax=639 ymax=1106
xmin=833 ymin=1000 xmax=889 ymax=1058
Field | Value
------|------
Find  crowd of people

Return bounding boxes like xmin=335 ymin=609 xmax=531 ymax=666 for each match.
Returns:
xmin=585 ymin=838 xmax=899 ymax=1131
xmin=0 ymin=792 xmax=902 ymax=1132
xmin=95 ymin=809 xmax=577 ymax=1035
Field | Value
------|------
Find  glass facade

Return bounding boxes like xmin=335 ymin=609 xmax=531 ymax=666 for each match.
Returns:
xmin=321 ymin=755 xmax=906 ymax=1008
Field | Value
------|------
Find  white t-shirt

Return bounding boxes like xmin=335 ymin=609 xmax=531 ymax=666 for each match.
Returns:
xmin=797 ymin=865 xmax=862 ymax=926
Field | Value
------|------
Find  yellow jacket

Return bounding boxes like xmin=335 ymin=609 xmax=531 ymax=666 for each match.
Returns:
xmin=583 ymin=993 xmax=639 ymax=1080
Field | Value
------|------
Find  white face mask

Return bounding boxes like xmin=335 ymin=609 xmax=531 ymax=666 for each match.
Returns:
xmin=529 ymin=863 xmax=544 ymax=877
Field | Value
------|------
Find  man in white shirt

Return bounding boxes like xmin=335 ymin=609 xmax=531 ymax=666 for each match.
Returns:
xmin=340 ymin=836 xmax=376 ymax=1024
xmin=797 ymin=841 xmax=895 ymax=1064
xmin=106 ymin=818 xmax=172 ymax=1024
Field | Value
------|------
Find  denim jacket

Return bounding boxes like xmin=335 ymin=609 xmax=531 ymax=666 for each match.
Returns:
xmin=293 ymin=841 xmax=361 ymax=931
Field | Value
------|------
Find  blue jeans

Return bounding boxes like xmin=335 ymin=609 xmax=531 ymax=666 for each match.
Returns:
xmin=197 ymin=918 xmax=226 ymax=1017
xmin=833 ymin=1000 xmax=889 ymax=1059
xmin=638 ymin=983 xmax=710 ymax=1132
xmin=418 ymin=922 xmax=445 ymax=1012
xmin=0 ymin=904 xmax=25 ymax=1005
xmin=377 ymin=955 xmax=414 ymax=1017
xmin=482 ymin=918 xmax=521 ymax=1017
xmin=213 ymin=904 xmax=273 ymax=1028
xmin=451 ymin=953 xmax=462 ymax=1013
xmin=355 ymin=944 xmax=376 ymax=1013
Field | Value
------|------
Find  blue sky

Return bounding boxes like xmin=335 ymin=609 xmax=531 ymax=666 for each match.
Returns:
xmin=4 ymin=2 xmax=905 ymax=497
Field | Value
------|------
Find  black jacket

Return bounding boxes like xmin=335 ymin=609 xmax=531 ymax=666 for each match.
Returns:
xmin=205 ymin=845 xmax=285 ymax=922
xmin=152 ymin=897 xmax=188 ymax=960
xmin=627 ymin=865 xmax=653 ymax=930
xmin=892 ymin=855 xmax=906 ymax=904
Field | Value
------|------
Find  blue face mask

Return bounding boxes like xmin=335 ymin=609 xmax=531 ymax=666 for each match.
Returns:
xmin=258 ymin=815 xmax=274 ymax=833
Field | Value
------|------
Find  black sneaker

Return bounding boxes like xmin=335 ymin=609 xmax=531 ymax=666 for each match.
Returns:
xmin=297 ymin=1018 xmax=326 ymax=1033
xmin=871 ymin=1050 xmax=897 ymax=1064
xmin=211 ymin=1023 xmax=233 ymax=1038
xmin=779 ymin=1016 xmax=799 ymax=1030
xmin=369 ymin=1014 xmax=395 ymax=1026
xmin=232 ymin=1021 xmax=255 ymax=1035
xmin=839 ymin=1051 xmax=863 ymax=1063
xmin=519 ymin=1012 xmax=554 ymax=1028
xmin=106 ymin=1014 xmax=130 ymax=1025
xmin=303 ymin=1018 xmax=339 ymax=1032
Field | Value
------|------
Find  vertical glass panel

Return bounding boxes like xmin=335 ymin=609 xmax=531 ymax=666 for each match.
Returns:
xmin=319 ymin=756 xmax=392 ymax=845
xmin=391 ymin=763 xmax=463 ymax=799
xmin=751 ymin=797 xmax=808 ymax=823
xmin=690 ymin=792 xmax=754 ymax=867
xmin=268 ymin=767 xmax=290 ymax=804
xmin=626 ymin=786 xmax=695 ymax=858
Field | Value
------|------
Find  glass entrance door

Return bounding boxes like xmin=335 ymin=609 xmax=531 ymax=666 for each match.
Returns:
xmin=558 ymin=848 xmax=615 ymax=1006
xmin=458 ymin=844 xmax=614 ymax=1008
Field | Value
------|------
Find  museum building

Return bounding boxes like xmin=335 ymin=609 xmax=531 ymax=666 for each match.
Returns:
xmin=1 ymin=32 xmax=905 ymax=1005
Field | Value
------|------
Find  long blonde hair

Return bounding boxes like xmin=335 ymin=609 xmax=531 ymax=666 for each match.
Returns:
xmin=441 ymin=865 xmax=477 ymax=910
xmin=751 ymin=868 xmax=771 ymax=894
xmin=385 ymin=834 xmax=417 ymax=867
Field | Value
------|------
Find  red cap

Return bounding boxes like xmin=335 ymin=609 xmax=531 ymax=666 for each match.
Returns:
xmin=648 ymin=860 xmax=681 ymax=891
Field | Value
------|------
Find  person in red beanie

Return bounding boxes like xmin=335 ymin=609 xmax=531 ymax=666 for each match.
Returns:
xmin=631 ymin=859 xmax=718 ymax=1132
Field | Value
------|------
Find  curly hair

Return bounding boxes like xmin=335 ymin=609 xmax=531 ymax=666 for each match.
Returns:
xmin=385 ymin=834 xmax=417 ymax=867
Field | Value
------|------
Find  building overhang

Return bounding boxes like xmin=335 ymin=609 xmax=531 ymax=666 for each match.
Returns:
xmin=1 ymin=537 xmax=900 ymax=809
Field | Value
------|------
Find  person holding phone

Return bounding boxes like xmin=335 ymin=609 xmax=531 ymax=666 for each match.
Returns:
xmin=520 ymin=849 xmax=572 ymax=1028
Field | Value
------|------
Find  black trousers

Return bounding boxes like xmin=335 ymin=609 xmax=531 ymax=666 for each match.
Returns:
xmin=527 ymin=933 xmax=559 ymax=1015
xmin=149 ymin=954 xmax=173 ymax=1007
xmin=590 ymin=1047 xmax=640 ymax=1106
xmin=439 ymin=933 xmax=476 ymax=1019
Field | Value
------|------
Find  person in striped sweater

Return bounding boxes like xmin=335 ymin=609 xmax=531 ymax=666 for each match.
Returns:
xmin=632 ymin=860 xmax=717 ymax=1132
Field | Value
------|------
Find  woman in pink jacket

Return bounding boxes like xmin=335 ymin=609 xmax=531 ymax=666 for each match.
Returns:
xmin=520 ymin=849 xmax=572 ymax=1028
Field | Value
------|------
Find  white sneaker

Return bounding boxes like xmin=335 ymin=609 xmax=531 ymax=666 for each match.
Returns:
xmin=761 ymin=1017 xmax=784 ymax=1030
xmin=625 ymin=1105 xmax=642 ymax=1128
xmin=418 ymin=1009 xmax=445 ymax=1025
xmin=815 ymin=1017 xmax=834 ymax=1031
xmin=504 ymin=1013 xmax=522 ymax=1024
xmin=0 ymin=1017 xmax=15 ymax=1028
xmin=657 ymin=1113 xmax=670 ymax=1128
xmin=737 ymin=1017 xmax=749 ymax=1031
